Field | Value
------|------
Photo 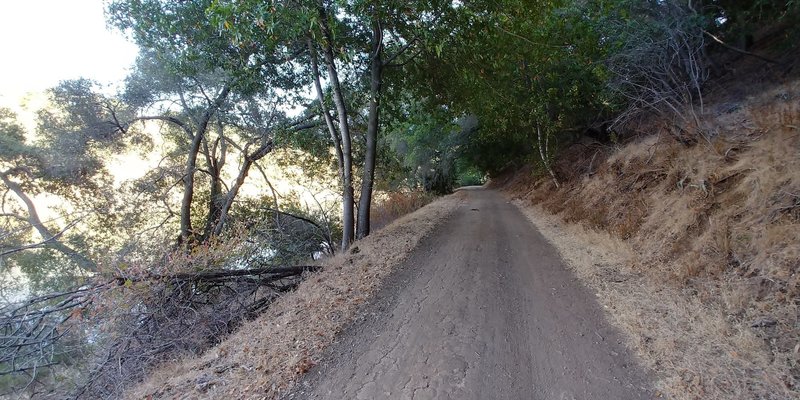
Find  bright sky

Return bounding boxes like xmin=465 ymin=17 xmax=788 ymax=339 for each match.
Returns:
xmin=0 ymin=0 xmax=139 ymax=107
xmin=0 ymin=1 xmax=337 ymax=217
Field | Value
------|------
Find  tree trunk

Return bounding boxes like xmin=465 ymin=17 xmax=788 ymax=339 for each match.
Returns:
xmin=536 ymin=124 xmax=559 ymax=188
xmin=213 ymin=141 xmax=273 ymax=236
xmin=179 ymin=85 xmax=231 ymax=245
xmin=318 ymin=7 xmax=354 ymax=252
xmin=357 ymin=18 xmax=383 ymax=240
xmin=179 ymin=126 xmax=204 ymax=244
xmin=0 ymin=172 xmax=97 ymax=272
xmin=308 ymin=36 xmax=348 ymax=240
xmin=308 ymin=38 xmax=344 ymax=175
xmin=202 ymin=119 xmax=227 ymax=241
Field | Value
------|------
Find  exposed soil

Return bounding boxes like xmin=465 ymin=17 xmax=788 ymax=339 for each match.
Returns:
xmin=285 ymin=187 xmax=654 ymax=400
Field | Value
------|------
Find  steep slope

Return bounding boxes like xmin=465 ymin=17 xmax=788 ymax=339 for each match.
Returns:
xmin=125 ymin=194 xmax=463 ymax=399
xmin=500 ymin=79 xmax=800 ymax=399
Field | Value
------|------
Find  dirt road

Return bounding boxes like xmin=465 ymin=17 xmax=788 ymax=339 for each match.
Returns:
xmin=286 ymin=188 xmax=653 ymax=400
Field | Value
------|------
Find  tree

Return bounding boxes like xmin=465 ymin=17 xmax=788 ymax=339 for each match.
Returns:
xmin=403 ymin=0 xmax=615 ymax=177
xmin=209 ymin=0 xmax=452 ymax=247
xmin=108 ymin=0 xmax=314 ymax=246
xmin=0 ymin=78 xmax=132 ymax=274
xmin=307 ymin=3 xmax=358 ymax=250
xmin=596 ymin=0 xmax=711 ymax=131
xmin=352 ymin=0 xmax=451 ymax=238
xmin=383 ymin=98 xmax=468 ymax=193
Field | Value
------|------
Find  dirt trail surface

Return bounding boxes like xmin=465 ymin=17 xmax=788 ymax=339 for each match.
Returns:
xmin=286 ymin=188 xmax=654 ymax=400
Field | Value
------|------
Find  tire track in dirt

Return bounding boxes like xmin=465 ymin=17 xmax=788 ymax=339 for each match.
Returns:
xmin=285 ymin=187 xmax=654 ymax=400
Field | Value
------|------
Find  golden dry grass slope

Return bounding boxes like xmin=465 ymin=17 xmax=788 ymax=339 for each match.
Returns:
xmin=125 ymin=192 xmax=464 ymax=400
xmin=500 ymin=80 xmax=800 ymax=399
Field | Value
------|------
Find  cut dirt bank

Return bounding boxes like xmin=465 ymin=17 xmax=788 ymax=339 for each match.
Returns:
xmin=126 ymin=193 xmax=464 ymax=399
xmin=498 ymin=80 xmax=799 ymax=399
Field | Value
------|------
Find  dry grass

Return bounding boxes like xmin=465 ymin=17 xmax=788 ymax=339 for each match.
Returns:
xmin=370 ymin=191 xmax=435 ymax=232
xmin=503 ymin=80 xmax=800 ymax=399
xmin=124 ymin=192 xmax=464 ymax=400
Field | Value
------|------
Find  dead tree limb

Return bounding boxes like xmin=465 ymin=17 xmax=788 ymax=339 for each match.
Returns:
xmin=703 ymin=30 xmax=778 ymax=64
xmin=0 ymin=263 xmax=322 ymax=398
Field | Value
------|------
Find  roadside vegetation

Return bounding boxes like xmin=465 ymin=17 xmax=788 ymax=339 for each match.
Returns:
xmin=1 ymin=0 xmax=798 ymax=398
xmin=494 ymin=9 xmax=800 ymax=400
xmin=504 ymin=78 xmax=799 ymax=399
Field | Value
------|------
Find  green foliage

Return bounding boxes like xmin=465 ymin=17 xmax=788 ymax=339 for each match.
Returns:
xmin=403 ymin=0 xmax=616 ymax=175
xmin=111 ymin=0 xmax=246 ymax=74
xmin=383 ymin=98 xmax=465 ymax=193
xmin=401 ymin=0 xmax=798 ymax=177
xmin=712 ymin=0 xmax=800 ymax=25
xmin=231 ymin=194 xmax=339 ymax=263
xmin=455 ymin=161 xmax=485 ymax=187
xmin=13 ymin=250 xmax=90 ymax=295
xmin=707 ymin=0 xmax=800 ymax=49
xmin=0 ymin=109 xmax=31 ymax=162
xmin=592 ymin=1 xmax=711 ymax=128
xmin=1 ymin=83 xmax=125 ymax=292
xmin=2 ymin=80 xmax=126 ymax=195
xmin=35 ymin=79 xmax=128 ymax=190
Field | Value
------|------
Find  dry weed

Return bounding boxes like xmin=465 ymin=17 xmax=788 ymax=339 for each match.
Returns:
xmin=504 ymin=80 xmax=800 ymax=399
xmin=123 ymin=193 xmax=463 ymax=400
xmin=516 ymin=203 xmax=795 ymax=400
xmin=370 ymin=191 xmax=435 ymax=232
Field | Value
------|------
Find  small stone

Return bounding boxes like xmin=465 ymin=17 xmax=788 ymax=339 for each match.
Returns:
xmin=750 ymin=317 xmax=777 ymax=328
xmin=195 ymin=374 xmax=214 ymax=392
xmin=213 ymin=364 xmax=231 ymax=374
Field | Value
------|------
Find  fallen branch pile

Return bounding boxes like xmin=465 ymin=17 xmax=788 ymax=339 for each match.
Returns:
xmin=0 ymin=265 xmax=320 ymax=399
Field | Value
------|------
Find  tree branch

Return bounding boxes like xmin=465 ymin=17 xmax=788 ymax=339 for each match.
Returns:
xmin=130 ymin=116 xmax=194 ymax=139
xmin=703 ymin=30 xmax=777 ymax=64
xmin=0 ymin=219 xmax=81 ymax=257
xmin=0 ymin=172 xmax=96 ymax=272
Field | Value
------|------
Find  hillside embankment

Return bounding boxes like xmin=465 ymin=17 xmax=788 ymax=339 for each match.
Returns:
xmin=125 ymin=194 xmax=463 ymax=399
xmin=498 ymin=78 xmax=799 ymax=399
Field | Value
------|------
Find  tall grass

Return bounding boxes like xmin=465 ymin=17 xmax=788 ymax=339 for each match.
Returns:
xmin=369 ymin=191 xmax=435 ymax=232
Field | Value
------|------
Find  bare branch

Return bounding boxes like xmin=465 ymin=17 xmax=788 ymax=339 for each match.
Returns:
xmin=703 ymin=30 xmax=778 ymax=64
xmin=0 ymin=219 xmax=82 ymax=257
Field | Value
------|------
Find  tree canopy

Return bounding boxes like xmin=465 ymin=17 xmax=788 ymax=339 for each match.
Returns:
xmin=2 ymin=0 xmax=796 ymax=396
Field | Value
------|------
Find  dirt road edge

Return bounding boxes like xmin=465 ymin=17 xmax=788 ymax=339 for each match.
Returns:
xmin=512 ymin=199 xmax=796 ymax=400
xmin=127 ymin=192 xmax=464 ymax=400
